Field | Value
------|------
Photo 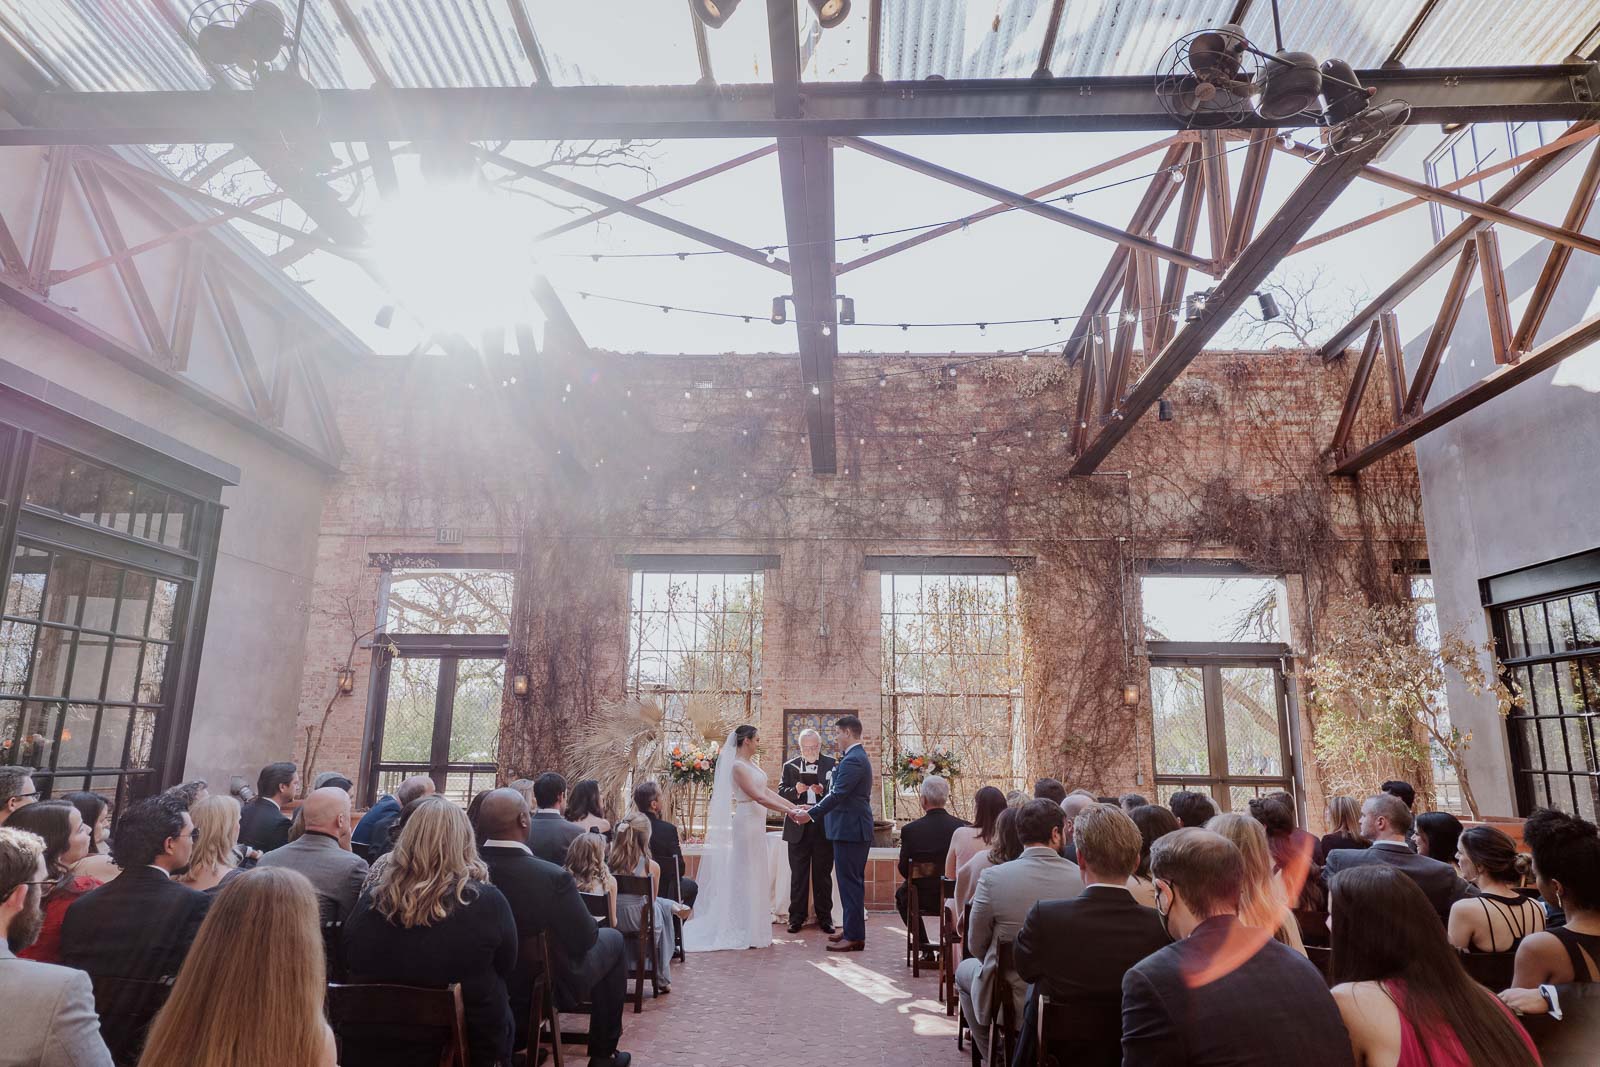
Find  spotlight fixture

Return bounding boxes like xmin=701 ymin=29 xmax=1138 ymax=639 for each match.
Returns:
xmin=1255 ymin=291 xmax=1281 ymax=321
xmin=335 ymin=667 xmax=356 ymax=694
xmin=808 ymin=0 xmax=851 ymax=29
xmin=1184 ymin=291 xmax=1211 ymax=323
xmin=837 ymin=295 xmax=856 ymax=325
xmin=1158 ymin=398 xmax=1175 ymax=422
xmin=689 ymin=0 xmax=740 ymax=28
xmin=374 ymin=304 xmax=395 ymax=329
xmin=1319 ymin=59 xmax=1370 ymax=124
xmin=1255 ymin=50 xmax=1322 ymax=121
xmin=771 ymin=296 xmax=788 ymax=325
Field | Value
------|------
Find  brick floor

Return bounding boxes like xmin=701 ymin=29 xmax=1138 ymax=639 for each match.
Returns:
xmin=585 ymin=916 xmax=968 ymax=1067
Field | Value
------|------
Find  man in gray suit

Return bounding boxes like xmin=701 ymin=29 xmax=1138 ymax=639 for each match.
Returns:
xmin=956 ymin=798 xmax=1084 ymax=1062
xmin=0 ymin=826 xmax=113 ymax=1067
xmin=1323 ymin=792 xmax=1475 ymax=924
xmin=257 ymin=786 xmax=369 ymax=921
xmin=527 ymin=772 xmax=586 ymax=865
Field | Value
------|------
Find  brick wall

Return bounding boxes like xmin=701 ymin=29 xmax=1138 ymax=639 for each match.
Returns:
xmin=291 ymin=346 xmax=1424 ymax=831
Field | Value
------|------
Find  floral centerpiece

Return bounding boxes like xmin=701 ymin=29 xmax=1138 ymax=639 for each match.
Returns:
xmin=667 ymin=742 xmax=719 ymax=786
xmin=892 ymin=748 xmax=961 ymax=789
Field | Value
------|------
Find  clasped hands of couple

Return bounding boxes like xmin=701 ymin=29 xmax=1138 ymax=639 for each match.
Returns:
xmin=788 ymin=781 xmax=823 ymax=823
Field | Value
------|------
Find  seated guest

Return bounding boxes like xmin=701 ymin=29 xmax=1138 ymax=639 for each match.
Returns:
xmin=566 ymin=832 xmax=618 ymax=926
xmin=1119 ymin=793 xmax=1150 ymax=812
xmin=1168 ymin=790 xmax=1217 ymax=829
xmin=1329 ymin=865 xmax=1538 ymax=1067
xmin=351 ymin=773 xmax=434 ymax=859
xmin=1058 ymin=791 xmax=1095 ymax=863
xmin=0 ymin=765 xmax=38 ymax=824
xmin=1207 ymin=813 xmax=1305 ymax=953
xmin=238 ymin=761 xmax=298 ymax=853
xmin=10 ymin=800 xmax=97 ymax=963
xmin=956 ymin=807 xmax=1020 ymax=916
xmin=1324 ymin=793 xmax=1474 ymax=924
xmin=1249 ymin=791 xmax=1323 ymax=866
xmin=528 ymin=772 xmax=585 ymax=865
xmin=955 ymin=799 xmax=1082 ymax=1062
xmin=313 ymin=771 xmax=353 ymax=794
xmin=565 ymin=779 xmax=612 ymax=834
xmin=1033 ymin=778 xmax=1067 ymax=806
xmin=465 ymin=790 xmax=491 ymax=844
xmin=1121 ymin=829 xmax=1353 ymax=1067
xmin=1014 ymin=804 xmax=1169 ymax=1067
xmin=1507 ymin=808 xmax=1600 ymax=990
xmin=160 ymin=780 xmax=209 ymax=810
xmin=178 ymin=795 xmax=245 ymax=893
xmin=478 ymin=789 xmax=632 ymax=1067
xmin=1416 ymin=810 xmax=1465 ymax=864
xmin=257 ymin=786 xmax=369 ymax=921
xmin=343 ymin=797 xmax=518 ymax=1067
xmin=60 ymin=794 xmax=211 ymax=1058
xmin=1005 ymin=789 xmax=1027 ymax=808
xmin=634 ymin=781 xmax=697 ymax=907
xmin=608 ymin=814 xmax=676 ymax=991
xmin=1126 ymin=804 xmax=1180 ymax=908
xmin=1449 ymin=825 xmax=1545 ymax=953
xmin=945 ymin=785 xmax=1007 ymax=880
xmin=1383 ymin=779 xmax=1419 ymax=849
xmin=360 ymin=797 xmax=428 ymax=892
xmin=65 ymin=791 xmax=121 ymax=885
xmin=137 ymin=869 xmax=337 ymax=1067
xmin=1321 ymin=795 xmax=1369 ymax=856
xmin=899 ymin=775 xmax=968 ymax=957
xmin=0 ymin=826 xmax=114 ymax=1067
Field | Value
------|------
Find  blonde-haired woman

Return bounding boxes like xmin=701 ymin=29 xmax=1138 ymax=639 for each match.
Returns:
xmin=1321 ymin=795 xmax=1368 ymax=856
xmin=180 ymin=795 xmax=244 ymax=893
xmin=565 ymin=832 xmax=617 ymax=926
xmin=608 ymin=814 xmax=676 ymax=990
xmin=138 ymin=868 xmax=336 ymax=1067
xmin=1207 ymin=813 xmax=1306 ymax=954
xmin=343 ymin=796 xmax=518 ymax=1067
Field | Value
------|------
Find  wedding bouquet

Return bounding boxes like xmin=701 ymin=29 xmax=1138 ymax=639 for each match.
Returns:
xmin=892 ymin=748 xmax=961 ymax=789
xmin=667 ymin=742 xmax=718 ymax=787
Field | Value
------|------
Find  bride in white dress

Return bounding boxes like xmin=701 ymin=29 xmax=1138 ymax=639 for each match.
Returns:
xmin=682 ymin=725 xmax=796 ymax=951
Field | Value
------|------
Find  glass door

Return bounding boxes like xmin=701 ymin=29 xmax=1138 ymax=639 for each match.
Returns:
xmin=369 ymin=651 xmax=503 ymax=804
xmin=1150 ymin=658 xmax=1294 ymax=811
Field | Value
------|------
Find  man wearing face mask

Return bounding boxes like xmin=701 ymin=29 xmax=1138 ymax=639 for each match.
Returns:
xmin=0 ymin=826 xmax=114 ymax=1066
xmin=1121 ymin=828 xmax=1353 ymax=1067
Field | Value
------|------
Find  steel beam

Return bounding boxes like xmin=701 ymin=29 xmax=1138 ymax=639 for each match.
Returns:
xmin=1071 ymin=119 xmax=1397 ymax=475
xmin=770 ymin=0 xmax=836 ymax=474
xmin=842 ymin=136 xmax=1213 ymax=274
xmin=6 ymin=64 xmax=1596 ymax=144
xmin=1329 ymin=312 xmax=1600 ymax=475
xmin=1330 ymin=322 xmax=1381 ymax=456
xmin=1514 ymin=140 xmax=1600 ymax=353
xmin=1403 ymin=243 xmax=1477 ymax=416
xmin=1317 ymin=127 xmax=1592 ymax=361
xmin=1475 ymin=230 xmax=1514 ymax=365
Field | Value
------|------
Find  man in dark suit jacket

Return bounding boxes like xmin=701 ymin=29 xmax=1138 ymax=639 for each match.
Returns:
xmin=238 ymin=761 xmax=297 ymax=852
xmin=1014 ymin=803 xmax=1169 ymax=1067
xmin=800 ymin=715 xmax=875 ymax=951
xmin=1121 ymin=828 xmax=1353 ymax=1067
xmin=896 ymin=774 xmax=967 ymax=955
xmin=60 ymin=795 xmax=212 ymax=1059
xmin=634 ymin=781 xmax=697 ymax=908
xmin=351 ymin=774 xmax=434 ymax=860
xmin=526 ymin=772 xmax=586 ymax=865
xmin=1323 ymin=793 xmax=1474 ymax=923
xmin=477 ymin=789 xmax=631 ymax=1067
xmin=778 ymin=731 xmax=836 ymax=933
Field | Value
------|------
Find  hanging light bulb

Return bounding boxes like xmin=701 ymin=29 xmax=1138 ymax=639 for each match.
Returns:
xmin=764 ymin=247 xmax=778 ymax=263
xmin=821 ymin=323 xmax=832 ymax=336
xmin=745 ymin=388 xmax=754 ymax=399
xmin=1169 ymin=166 xmax=1185 ymax=184
xmin=811 ymin=384 xmax=821 ymax=396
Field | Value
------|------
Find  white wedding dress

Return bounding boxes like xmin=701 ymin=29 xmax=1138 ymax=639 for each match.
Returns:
xmin=682 ymin=731 xmax=773 ymax=952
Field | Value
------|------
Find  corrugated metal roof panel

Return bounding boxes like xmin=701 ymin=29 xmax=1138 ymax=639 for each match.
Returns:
xmin=341 ymin=0 xmax=534 ymax=88
xmin=1238 ymin=0 xmax=1431 ymax=70
xmin=2 ymin=0 xmax=209 ymax=91
xmin=1404 ymin=0 xmax=1600 ymax=66
xmin=1047 ymin=0 xmax=1230 ymax=78
xmin=880 ymin=0 xmax=1052 ymax=81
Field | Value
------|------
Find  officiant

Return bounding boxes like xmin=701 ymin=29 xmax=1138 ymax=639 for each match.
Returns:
xmin=779 ymin=728 xmax=836 ymax=934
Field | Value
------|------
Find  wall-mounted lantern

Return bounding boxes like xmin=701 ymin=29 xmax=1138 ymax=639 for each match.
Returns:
xmin=1122 ymin=683 xmax=1140 ymax=707
xmin=512 ymin=674 xmax=530 ymax=697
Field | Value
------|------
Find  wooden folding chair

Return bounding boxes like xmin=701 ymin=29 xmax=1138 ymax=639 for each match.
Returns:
xmin=939 ymin=876 xmax=959 ymax=1012
xmin=327 ymin=982 xmax=470 ymax=1067
xmin=321 ymin=919 xmax=346 ymax=983
xmin=614 ymin=873 xmax=663 ymax=1013
xmin=984 ymin=940 xmax=1020 ymax=1067
xmin=519 ymin=931 xmax=563 ymax=1067
xmin=580 ymin=891 xmax=611 ymax=927
xmin=903 ymin=856 xmax=943 ymax=976
xmin=1304 ymin=944 xmax=1333 ymax=985
xmin=90 ymin=974 xmax=172 ymax=1067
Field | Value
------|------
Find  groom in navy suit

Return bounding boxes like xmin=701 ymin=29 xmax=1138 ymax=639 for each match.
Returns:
xmin=794 ymin=714 xmax=874 ymax=952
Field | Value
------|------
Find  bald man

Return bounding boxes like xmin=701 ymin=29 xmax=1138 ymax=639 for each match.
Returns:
xmin=478 ymin=788 xmax=632 ymax=1067
xmin=257 ymin=786 xmax=369 ymax=921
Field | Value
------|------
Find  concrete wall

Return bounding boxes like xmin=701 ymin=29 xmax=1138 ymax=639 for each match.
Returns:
xmin=0 ymin=304 xmax=331 ymax=790
xmin=1391 ymin=132 xmax=1600 ymax=817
